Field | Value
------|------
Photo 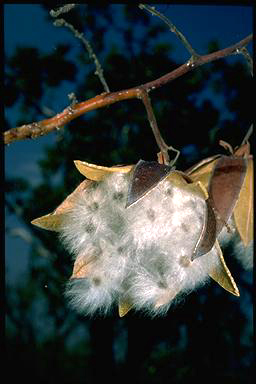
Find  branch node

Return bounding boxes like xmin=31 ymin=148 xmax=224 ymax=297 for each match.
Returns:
xmin=239 ymin=47 xmax=253 ymax=77
xmin=68 ymin=92 xmax=78 ymax=106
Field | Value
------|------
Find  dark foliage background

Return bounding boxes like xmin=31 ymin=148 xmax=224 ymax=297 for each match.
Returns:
xmin=5 ymin=5 xmax=253 ymax=384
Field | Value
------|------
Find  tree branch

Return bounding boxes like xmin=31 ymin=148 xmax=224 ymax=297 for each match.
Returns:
xmin=4 ymin=34 xmax=252 ymax=145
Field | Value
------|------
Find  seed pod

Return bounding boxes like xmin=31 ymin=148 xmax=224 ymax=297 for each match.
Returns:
xmin=31 ymin=159 xmax=241 ymax=317
xmin=233 ymin=156 xmax=253 ymax=246
xmin=208 ymin=156 xmax=247 ymax=236
xmin=186 ymin=142 xmax=253 ymax=270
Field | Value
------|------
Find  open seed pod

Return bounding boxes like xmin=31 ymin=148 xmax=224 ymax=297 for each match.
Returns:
xmin=186 ymin=141 xmax=253 ymax=270
xmin=32 ymin=159 xmax=240 ymax=317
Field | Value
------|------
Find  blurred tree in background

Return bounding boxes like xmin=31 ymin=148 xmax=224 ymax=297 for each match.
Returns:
xmin=5 ymin=5 xmax=253 ymax=384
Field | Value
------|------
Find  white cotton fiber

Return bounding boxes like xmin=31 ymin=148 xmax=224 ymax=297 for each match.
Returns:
xmin=60 ymin=173 xmax=131 ymax=315
xmin=217 ymin=216 xmax=253 ymax=270
xmin=233 ymin=240 xmax=253 ymax=270
xmin=59 ymin=171 xmax=222 ymax=316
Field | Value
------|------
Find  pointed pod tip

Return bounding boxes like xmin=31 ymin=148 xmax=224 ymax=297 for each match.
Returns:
xmin=31 ymin=217 xmax=51 ymax=230
xmin=118 ymin=300 xmax=133 ymax=317
xmin=73 ymin=160 xmax=81 ymax=167
xmin=226 ymin=284 xmax=240 ymax=297
xmin=30 ymin=213 xmax=65 ymax=231
xmin=118 ymin=309 xmax=127 ymax=318
xmin=31 ymin=218 xmax=39 ymax=226
xmin=73 ymin=159 xmax=86 ymax=173
xmin=209 ymin=241 xmax=240 ymax=297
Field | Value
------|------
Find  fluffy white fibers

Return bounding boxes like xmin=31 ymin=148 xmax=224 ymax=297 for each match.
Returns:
xmin=218 ymin=217 xmax=253 ymax=270
xmin=124 ymin=179 xmax=219 ymax=316
xmin=59 ymin=171 xmax=221 ymax=316
xmin=233 ymin=240 xmax=253 ymax=270
xmin=60 ymin=173 xmax=131 ymax=315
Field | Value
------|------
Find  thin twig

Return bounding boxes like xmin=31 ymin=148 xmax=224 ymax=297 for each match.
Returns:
xmin=219 ymin=140 xmax=234 ymax=155
xmin=137 ymin=89 xmax=170 ymax=164
xmin=53 ymin=18 xmax=110 ymax=93
xmin=241 ymin=124 xmax=253 ymax=145
xmin=137 ymin=88 xmax=181 ymax=165
xmin=50 ymin=4 xmax=76 ymax=18
xmin=139 ymin=4 xmax=199 ymax=59
xmin=4 ymin=34 xmax=252 ymax=145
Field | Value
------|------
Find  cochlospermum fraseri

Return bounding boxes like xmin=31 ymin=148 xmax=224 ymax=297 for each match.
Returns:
xmin=32 ymin=149 xmax=252 ymax=317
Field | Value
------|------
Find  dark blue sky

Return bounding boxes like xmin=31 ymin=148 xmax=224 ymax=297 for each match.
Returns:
xmin=4 ymin=5 xmax=252 ymax=283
